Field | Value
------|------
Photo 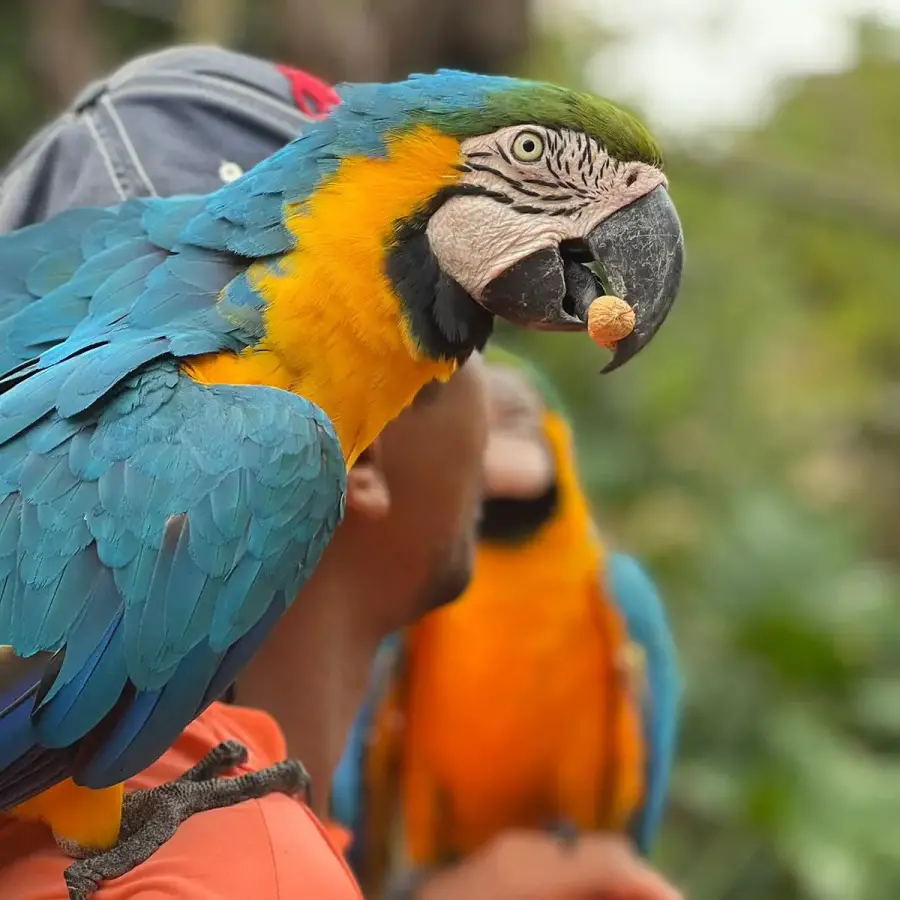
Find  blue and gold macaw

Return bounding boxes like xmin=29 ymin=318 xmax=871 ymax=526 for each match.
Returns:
xmin=330 ymin=349 xmax=682 ymax=895
xmin=0 ymin=71 xmax=683 ymax=895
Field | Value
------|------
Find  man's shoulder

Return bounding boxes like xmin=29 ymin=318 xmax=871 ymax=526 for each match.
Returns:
xmin=0 ymin=704 xmax=361 ymax=899
xmin=119 ymin=702 xmax=362 ymax=897
xmin=109 ymin=785 xmax=362 ymax=899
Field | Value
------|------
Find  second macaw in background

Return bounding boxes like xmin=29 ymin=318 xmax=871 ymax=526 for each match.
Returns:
xmin=330 ymin=346 xmax=683 ymax=896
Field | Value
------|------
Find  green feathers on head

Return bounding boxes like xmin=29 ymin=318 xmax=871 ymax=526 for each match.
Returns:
xmin=482 ymin=345 xmax=569 ymax=419
xmin=338 ymin=71 xmax=662 ymax=168
xmin=446 ymin=85 xmax=662 ymax=168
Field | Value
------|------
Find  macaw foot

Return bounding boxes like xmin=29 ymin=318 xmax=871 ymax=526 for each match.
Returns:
xmin=61 ymin=740 xmax=311 ymax=900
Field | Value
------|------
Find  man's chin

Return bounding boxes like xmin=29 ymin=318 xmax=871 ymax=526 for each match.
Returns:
xmin=417 ymin=549 xmax=475 ymax=618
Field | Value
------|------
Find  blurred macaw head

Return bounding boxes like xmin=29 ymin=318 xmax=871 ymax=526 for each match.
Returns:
xmin=477 ymin=346 xmax=576 ymax=541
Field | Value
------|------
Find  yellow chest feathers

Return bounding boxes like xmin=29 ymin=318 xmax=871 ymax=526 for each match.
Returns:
xmin=185 ymin=127 xmax=467 ymax=467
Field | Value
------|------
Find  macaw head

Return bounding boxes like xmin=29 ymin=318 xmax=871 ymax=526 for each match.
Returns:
xmin=476 ymin=345 xmax=583 ymax=543
xmin=262 ymin=70 xmax=684 ymax=370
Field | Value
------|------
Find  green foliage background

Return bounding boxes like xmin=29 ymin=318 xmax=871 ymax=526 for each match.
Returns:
xmin=1 ymin=3 xmax=898 ymax=897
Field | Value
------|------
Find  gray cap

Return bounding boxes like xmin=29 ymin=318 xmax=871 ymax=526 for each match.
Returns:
xmin=0 ymin=44 xmax=338 ymax=232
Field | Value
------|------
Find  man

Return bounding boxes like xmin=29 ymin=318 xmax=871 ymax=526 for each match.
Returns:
xmin=0 ymin=45 xmax=681 ymax=900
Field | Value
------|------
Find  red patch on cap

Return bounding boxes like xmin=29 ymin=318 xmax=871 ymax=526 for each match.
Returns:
xmin=276 ymin=64 xmax=341 ymax=118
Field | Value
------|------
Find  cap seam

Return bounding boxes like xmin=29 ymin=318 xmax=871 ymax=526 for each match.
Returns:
xmin=82 ymin=111 xmax=128 ymax=201
xmin=101 ymin=95 xmax=159 ymax=197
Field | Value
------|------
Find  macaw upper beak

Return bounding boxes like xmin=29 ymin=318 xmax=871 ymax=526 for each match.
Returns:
xmin=479 ymin=185 xmax=684 ymax=372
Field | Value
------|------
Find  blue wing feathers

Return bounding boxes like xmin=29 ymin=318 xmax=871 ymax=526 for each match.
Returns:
xmin=25 ymin=247 xmax=92 ymax=297
xmin=86 ymin=250 xmax=168 ymax=319
xmin=198 ymin=589 xmax=288 ymax=713
xmin=80 ymin=637 xmax=227 ymax=788
xmin=0 ymin=495 xmax=20 ymax=556
xmin=37 ymin=616 xmax=129 ymax=750
xmin=81 ymin=688 xmax=167 ymax=786
xmin=55 ymin=339 xmax=169 ymax=418
xmin=0 ymin=364 xmax=345 ymax=808
xmin=607 ymin=552 xmax=682 ymax=855
xmin=41 ymin=563 xmax=120 ymax=707
xmin=138 ymin=196 xmax=207 ymax=250
xmin=0 ymin=698 xmax=38 ymax=773
xmin=0 ymin=208 xmax=118 ymax=308
xmin=3 ymin=293 xmax=89 ymax=372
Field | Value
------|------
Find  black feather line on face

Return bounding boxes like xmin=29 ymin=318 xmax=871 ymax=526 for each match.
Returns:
xmin=387 ymin=184 xmax=496 ymax=363
xmin=554 ymin=145 xmax=566 ymax=169
xmin=549 ymin=205 xmax=587 ymax=217
xmin=496 ymin=142 xmax=514 ymax=166
xmin=510 ymin=203 xmax=548 ymax=215
xmin=543 ymin=153 xmax=594 ymax=197
xmin=546 ymin=130 xmax=563 ymax=156
xmin=579 ymin=138 xmax=593 ymax=170
xmin=467 ymin=161 xmax=544 ymax=198
xmin=522 ymin=175 xmax=566 ymax=189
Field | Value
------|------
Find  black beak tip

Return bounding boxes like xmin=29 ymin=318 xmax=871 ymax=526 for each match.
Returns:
xmin=599 ymin=331 xmax=639 ymax=374
xmin=586 ymin=184 xmax=685 ymax=375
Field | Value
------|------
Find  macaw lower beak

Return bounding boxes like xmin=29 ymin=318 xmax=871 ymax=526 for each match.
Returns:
xmin=479 ymin=185 xmax=684 ymax=373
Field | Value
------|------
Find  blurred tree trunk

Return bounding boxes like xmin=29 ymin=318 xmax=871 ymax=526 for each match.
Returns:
xmin=177 ymin=0 xmax=244 ymax=46
xmin=27 ymin=0 xmax=103 ymax=110
xmin=371 ymin=0 xmax=531 ymax=79
xmin=267 ymin=0 xmax=389 ymax=83
xmin=267 ymin=0 xmax=531 ymax=84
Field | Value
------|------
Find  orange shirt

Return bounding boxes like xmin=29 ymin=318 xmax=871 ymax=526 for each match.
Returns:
xmin=0 ymin=703 xmax=361 ymax=899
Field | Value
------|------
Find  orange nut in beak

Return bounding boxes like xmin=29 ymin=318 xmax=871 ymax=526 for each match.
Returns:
xmin=588 ymin=296 xmax=636 ymax=350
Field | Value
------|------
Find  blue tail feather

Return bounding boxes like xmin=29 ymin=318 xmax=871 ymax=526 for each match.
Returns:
xmin=36 ymin=616 xmax=127 ymax=748
xmin=80 ymin=640 xmax=224 ymax=789
xmin=199 ymin=590 xmax=287 ymax=711
xmin=0 ymin=648 xmax=77 ymax=809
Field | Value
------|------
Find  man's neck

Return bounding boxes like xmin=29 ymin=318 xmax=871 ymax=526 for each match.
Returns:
xmin=235 ymin=574 xmax=383 ymax=818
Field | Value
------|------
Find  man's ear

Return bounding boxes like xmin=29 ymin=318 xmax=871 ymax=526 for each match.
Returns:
xmin=346 ymin=437 xmax=391 ymax=519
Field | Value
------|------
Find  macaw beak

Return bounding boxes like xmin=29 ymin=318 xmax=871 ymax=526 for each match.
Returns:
xmin=479 ymin=185 xmax=684 ymax=373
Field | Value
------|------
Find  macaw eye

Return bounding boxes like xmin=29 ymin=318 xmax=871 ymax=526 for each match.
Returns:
xmin=511 ymin=131 xmax=544 ymax=163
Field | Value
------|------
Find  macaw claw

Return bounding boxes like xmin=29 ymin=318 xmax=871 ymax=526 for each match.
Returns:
xmin=62 ymin=740 xmax=311 ymax=900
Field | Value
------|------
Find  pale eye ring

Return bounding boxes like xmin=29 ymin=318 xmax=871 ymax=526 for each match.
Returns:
xmin=511 ymin=131 xmax=544 ymax=163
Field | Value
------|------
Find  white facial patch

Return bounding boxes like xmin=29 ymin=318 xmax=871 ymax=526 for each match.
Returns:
xmin=484 ymin=364 xmax=546 ymax=438
xmin=426 ymin=125 xmax=666 ymax=299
